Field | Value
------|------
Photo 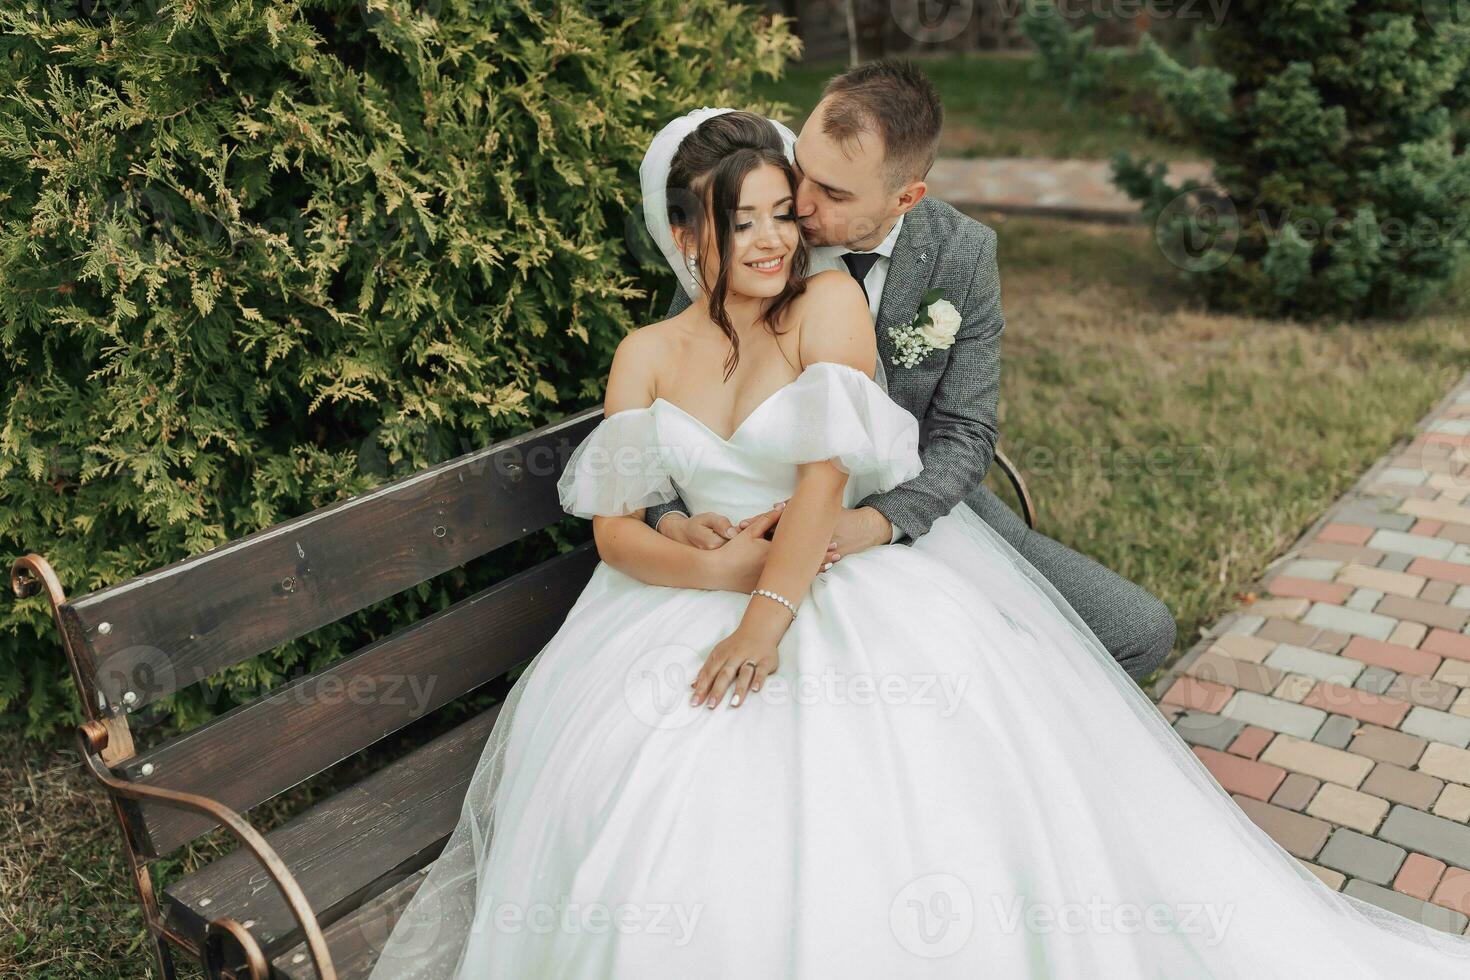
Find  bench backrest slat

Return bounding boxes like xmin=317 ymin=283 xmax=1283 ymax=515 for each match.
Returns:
xmin=115 ymin=542 xmax=599 ymax=858
xmin=58 ymin=410 xmax=600 ymax=714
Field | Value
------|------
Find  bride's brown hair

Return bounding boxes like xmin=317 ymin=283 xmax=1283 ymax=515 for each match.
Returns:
xmin=666 ymin=111 xmax=810 ymax=382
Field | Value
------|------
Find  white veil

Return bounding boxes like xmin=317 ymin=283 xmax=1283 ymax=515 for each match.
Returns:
xmin=362 ymin=107 xmax=804 ymax=980
xmin=639 ymin=106 xmax=800 ymax=300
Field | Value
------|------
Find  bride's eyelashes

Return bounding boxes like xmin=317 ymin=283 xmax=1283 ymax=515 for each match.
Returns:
xmin=735 ymin=211 xmax=799 ymax=232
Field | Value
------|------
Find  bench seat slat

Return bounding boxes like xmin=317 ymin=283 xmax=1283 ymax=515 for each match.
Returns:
xmin=163 ymin=703 xmax=503 ymax=958
xmin=121 ymin=543 xmax=597 ymax=857
xmin=272 ymin=865 xmax=432 ymax=979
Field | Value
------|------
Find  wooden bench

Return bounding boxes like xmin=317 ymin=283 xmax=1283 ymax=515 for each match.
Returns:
xmin=13 ymin=398 xmax=1035 ymax=979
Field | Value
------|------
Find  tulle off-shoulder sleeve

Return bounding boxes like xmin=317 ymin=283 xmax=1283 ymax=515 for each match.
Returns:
xmin=556 ymin=408 xmax=680 ymax=519
xmin=755 ymin=361 xmax=922 ymax=495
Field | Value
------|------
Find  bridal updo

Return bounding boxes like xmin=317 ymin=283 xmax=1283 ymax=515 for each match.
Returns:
xmin=666 ymin=110 xmax=811 ymax=381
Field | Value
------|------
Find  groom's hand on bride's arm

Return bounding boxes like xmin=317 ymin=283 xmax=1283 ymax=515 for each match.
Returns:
xmin=736 ymin=501 xmax=889 ymax=563
xmin=664 ymin=508 xmax=841 ymax=568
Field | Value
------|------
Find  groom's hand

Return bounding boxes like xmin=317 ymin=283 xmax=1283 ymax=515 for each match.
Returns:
xmin=739 ymin=501 xmax=891 ymax=564
xmin=703 ymin=507 xmax=842 ymax=591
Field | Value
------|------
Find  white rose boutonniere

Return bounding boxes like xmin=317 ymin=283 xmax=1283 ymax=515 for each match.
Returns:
xmin=887 ymin=288 xmax=959 ymax=369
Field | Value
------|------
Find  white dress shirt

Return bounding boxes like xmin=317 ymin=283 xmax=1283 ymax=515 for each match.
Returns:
xmin=811 ymin=212 xmax=909 ymax=543
xmin=809 ymin=211 xmax=906 ymax=326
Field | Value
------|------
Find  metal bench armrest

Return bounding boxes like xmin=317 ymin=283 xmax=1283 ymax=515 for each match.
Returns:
xmin=992 ymin=447 xmax=1037 ymax=529
xmin=75 ymin=721 xmax=338 ymax=980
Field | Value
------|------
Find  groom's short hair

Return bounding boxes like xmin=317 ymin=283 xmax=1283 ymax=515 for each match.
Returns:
xmin=820 ymin=59 xmax=942 ymax=191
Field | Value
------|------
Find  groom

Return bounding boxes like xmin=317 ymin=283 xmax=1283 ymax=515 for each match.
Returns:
xmin=644 ymin=59 xmax=1176 ymax=683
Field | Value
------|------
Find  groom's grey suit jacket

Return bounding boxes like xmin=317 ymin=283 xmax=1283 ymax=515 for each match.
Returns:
xmin=643 ymin=195 xmax=1004 ymax=543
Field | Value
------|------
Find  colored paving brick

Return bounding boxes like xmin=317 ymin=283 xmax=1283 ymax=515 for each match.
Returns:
xmin=1418 ymin=743 xmax=1470 ymax=785
xmin=1408 ymin=558 xmax=1470 ymax=588
xmin=1260 ymin=735 xmax=1375 ymax=789
xmin=1305 ymin=783 xmax=1389 ymax=834
xmin=1263 ymin=644 xmax=1364 ymax=685
xmin=1150 ymin=374 xmax=1470 ymax=935
xmin=1192 ymin=746 xmax=1288 ymax=801
xmin=1161 ymin=675 xmax=1234 ymax=713
xmin=1230 ymin=794 xmax=1332 ymax=860
xmin=1341 ymin=881 xmax=1468 ymax=935
xmin=1227 ymin=725 xmax=1275 ymax=760
xmin=1341 ymin=636 xmax=1442 ymax=677
xmin=1393 ymin=853 xmax=1446 ymax=901
xmin=1317 ymin=828 xmax=1406 ymax=884
xmin=1268 ymin=575 xmax=1354 ymax=604
xmin=1433 ymin=867 xmax=1470 ymax=917
xmin=1320 ymin=523 xmax=1374 ymax=546
xmin=1185 ymin=650 xmax=1283 ymax=695
xmin=1219 ymin=690 xmax=1325 ymax=739
xmin=1362 ymin=763 xmax=1444 ymax=810
xmin=1435 ymin=785 xmax=1470 ymax=822
xmin=1378 ymin=805 xmax=1470 ymax=869
xmin=1377 ymin=595 xmax=1469 ymax=632
xmin=1401 ymin=706 xmax=1470 ymax=749
xmin=1301 ymin=681 xmax=1411 ymax=728
xmin=1348 ymin=725 xmax=1428 ymax=768
xmin=1385 ymin=674 xmax=1461 ymax=711
xmin=1172 ymin=710 xmax=1245 ymax=751
xmin=1425 ymin=628 xmax=1470 ymax=663
xmin=1272 ymin=772 xmax=1321 ymax=811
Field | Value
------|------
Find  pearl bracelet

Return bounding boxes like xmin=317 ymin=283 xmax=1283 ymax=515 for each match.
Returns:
xmin=751 ymin=588 xmax=798 ymax=620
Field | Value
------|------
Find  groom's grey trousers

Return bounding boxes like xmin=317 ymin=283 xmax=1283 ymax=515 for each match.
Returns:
xmin=962 ymin=481 xmax=1176 ymax=682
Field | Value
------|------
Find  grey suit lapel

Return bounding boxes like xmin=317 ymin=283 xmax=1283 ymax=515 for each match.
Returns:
xmin=875 ymin=202 xmax=935 ymax=375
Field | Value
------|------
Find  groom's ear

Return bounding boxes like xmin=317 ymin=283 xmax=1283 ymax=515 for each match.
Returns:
xmin=894 ymin=179 xmax=928 ymax=217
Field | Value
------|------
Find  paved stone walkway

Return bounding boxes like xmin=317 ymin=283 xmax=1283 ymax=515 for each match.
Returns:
xmin=927 ymin=157 xmax=1213 ymax=221
xmin=1146 ymin=373 xmax=1470 ymax=937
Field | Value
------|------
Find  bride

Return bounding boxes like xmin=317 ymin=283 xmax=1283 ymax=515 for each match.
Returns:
xmin=366 ymin=110 xmax=1470 ymax=978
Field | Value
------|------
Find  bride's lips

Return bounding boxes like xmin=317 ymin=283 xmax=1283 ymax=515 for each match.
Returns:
xmin=744 ymin=254 xmax=786 ymax=275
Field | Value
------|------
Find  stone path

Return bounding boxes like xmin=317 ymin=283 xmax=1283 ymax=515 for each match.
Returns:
xmin=927 ymin=157 xmax=1213 ymax=221
xmin=1146 ymin=372 xmax=1470 ymax=937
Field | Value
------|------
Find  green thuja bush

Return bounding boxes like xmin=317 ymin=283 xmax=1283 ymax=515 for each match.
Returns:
xmin=0 ymin=0 xmax=799 ymax=738
xmin=1026 ymin=0 xmax=1470 ymax=319
xmin=1019 ymin=1 xmax=1133 ymax=105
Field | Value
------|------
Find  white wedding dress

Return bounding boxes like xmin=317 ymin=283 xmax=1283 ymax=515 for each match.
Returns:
xmin=367 ymin=360 xmax=1470 ymax=978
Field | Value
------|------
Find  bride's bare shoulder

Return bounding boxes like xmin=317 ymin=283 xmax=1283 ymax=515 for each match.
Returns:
xmin=604 ymin=321 xmax=676 ymax=413
xmin=793 ymin=270 xmax=877 ymax=370
xmin=797 ymin=269 xmax=867 ymax=312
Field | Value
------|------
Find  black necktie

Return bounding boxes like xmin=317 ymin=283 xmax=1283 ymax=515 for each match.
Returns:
xmin=841 ymin=251 xmax=881 ymax=304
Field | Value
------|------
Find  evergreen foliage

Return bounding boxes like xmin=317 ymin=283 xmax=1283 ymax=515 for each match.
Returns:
xmin=1024 ymin=0 xmax=1470 ymax=318
xmin=0 ymin=0 xmax=799 ymax=736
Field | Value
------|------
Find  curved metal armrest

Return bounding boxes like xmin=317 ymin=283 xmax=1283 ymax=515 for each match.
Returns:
xmin=992 ymin=447 xmax=1037 ymax=530
xmin=75 ymin=722 xmax=338 ymax=980
xmin=205 ymin=917 xmax=271 ymax=980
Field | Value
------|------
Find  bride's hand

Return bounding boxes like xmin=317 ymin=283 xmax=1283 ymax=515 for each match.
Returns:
xmin=690 ymin=629 xmax=778 ymax=710
xmin=658 ymin=511 xmax=737 ymax=549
